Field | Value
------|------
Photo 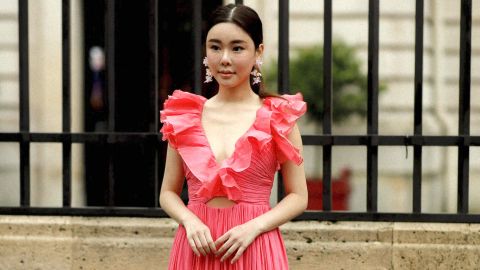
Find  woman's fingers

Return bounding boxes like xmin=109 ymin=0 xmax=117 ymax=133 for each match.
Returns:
xmin=214 ymin=222 xmax=260 ymax=263
xmin=184 ymin=218 xmax=217 ymax=256
xmin=188 ymin=222 xmax=258 ymax=262
xmin=188 ymin=228 xmax=217 ymax=256
xmin=188 ymin=237 xmax=200 ymax=256
xmin=198 ymin=232 xmax=211 ymax=254
xmin=214 ymin=231 xmax=229 ymax=254
xmin=214 ymin=237 xmax=229 ymax=256
xmin=214 ymin=232 xmax=227 ymax=247
xmin=205 ymin=232 xmax=217 ymax=253
xmin=220 ymin=241 xmax=239 ymax=262
xmin=192 ymin=234 xmax=207 ymax=256
xmin=230 ymin=246 xmax=246 ymax=264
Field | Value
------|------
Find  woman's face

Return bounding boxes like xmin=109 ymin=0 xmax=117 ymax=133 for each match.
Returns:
xmin=206 ymin=22 xmax=263 ymax=89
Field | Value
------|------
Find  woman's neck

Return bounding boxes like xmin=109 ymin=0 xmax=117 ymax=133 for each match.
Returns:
xmin=216 ymin=82 xmax=257 ymax=103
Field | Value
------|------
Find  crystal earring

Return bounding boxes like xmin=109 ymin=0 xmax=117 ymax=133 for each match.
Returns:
xmin=251 ymin=58 xmax=263 ymax=84
xmin=251 ymin=69 xmax=262 ymax=85
xmin=203 ymin=57 xmax=213 ymax=83
xmin=256 ymin=58 xmax=263 ymax=68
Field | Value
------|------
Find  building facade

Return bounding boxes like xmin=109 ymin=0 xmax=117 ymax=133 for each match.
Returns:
xmin=0 ymin=0 xmax=479 ymax=213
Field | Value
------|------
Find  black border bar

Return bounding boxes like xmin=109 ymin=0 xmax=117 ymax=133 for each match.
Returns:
xmin=62 ymin=0 xmax=72 ymax=207
xmin=192 ymin=0 xmax=202 ymax=95
xmin=149 ymin=0 xmax=159 ymax=206
xmin=367 ymin=0 xmax=379 ymax=212
xmin=277 ymin=0 xmax=289 ymax=201
xmin=18 ymin=0 xmax=30 ymax=207
xmin=1 ymin=133 xmax=480 ymax=146
xmin=412 ymin=0 xmax=424 ymax=213
xmin=457 ymin=0 xmax=472 ymax=214
xmin=2 ymin=207 xmax=480 ymax=224
xmin=322 ymin=0 xmax=333 ymax=211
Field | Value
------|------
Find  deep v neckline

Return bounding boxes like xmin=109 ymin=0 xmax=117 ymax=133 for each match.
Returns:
xmin=200 ymin=98 xmax=265 ymax=167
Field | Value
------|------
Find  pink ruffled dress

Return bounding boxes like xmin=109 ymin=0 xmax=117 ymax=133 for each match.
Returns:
xmin=160 ymin=89 xmax=306 ymax=270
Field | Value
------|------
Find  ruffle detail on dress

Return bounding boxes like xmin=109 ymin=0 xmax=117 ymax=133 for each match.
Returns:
xmin=265 ymin=92 xmax=307 ymax=166
xmin=159 ymin=90 xmax=269 ymax=202
xmin=196 ymin=168 xmax=243 ymax=201
xmin=160 ymin=89 xmax=206 ymax=149
xmin=159 ymin=89 xmax=307 ymax=203
xmin=160 ymin=90 xmax=220 ymax=187
xmin=195 ymin=129 xmax=272 ymax=201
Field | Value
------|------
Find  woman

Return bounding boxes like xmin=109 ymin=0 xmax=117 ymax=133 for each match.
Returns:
xmin=159 ymin=4 xmax=307 ymax=269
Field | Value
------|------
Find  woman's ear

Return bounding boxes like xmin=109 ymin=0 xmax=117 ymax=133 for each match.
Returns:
xmin=256 ymin=44 xmax=264 ymax=58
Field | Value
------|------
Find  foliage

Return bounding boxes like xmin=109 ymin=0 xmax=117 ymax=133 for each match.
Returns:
xmin=265 ymin=41 xmax=385 ymax=123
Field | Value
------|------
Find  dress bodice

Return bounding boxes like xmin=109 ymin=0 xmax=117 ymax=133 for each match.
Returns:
xmin=160 ymin=90 xmax=306 ymax=204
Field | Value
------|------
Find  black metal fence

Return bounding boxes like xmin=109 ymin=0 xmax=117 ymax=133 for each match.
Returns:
xmin=0 ymin=0 xmax=479 ymax=223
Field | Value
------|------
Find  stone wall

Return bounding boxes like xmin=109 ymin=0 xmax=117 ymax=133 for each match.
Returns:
xmin=1 ymin=215 xmax=479 ymax=269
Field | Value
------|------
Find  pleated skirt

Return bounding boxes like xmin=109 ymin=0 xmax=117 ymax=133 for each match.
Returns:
xmin=167 ymin=202 xmax=289 ymax=270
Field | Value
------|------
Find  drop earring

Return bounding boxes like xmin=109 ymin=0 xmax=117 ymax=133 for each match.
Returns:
xmin=203 ymin=57 xmax=213 ymax=83
xmin=251 ymin=69 xmax=262 ymax=85
xmin=256 ymin=58 xmax=263 ymax=68
xmin=251 ymin=58 xmax=263 ymax=85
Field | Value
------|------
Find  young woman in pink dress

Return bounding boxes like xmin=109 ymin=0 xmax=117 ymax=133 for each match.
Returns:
xmin=159 ymin=4 xmax=308 ymax=269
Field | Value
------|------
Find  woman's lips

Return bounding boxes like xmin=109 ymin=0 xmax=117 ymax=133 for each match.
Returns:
xmin=218 ymin=71 xmax=234 ymax=78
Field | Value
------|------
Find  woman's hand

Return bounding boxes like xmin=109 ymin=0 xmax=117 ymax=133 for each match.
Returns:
xmin=214 ymin=219 xmax=263 ymax=264
xmin=183 ymin=217 xmax=217 ymax=257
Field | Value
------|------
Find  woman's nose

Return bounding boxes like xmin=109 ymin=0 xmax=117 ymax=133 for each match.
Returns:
xmin=220 ymin=51 xmax=231 ymax=65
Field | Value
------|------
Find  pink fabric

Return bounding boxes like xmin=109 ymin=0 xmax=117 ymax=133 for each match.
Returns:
xmin=160 ymin=89 xmax=306 ymax=269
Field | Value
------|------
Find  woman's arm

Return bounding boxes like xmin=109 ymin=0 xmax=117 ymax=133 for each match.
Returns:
xmin=251 ymin=123 xmax=308 ymax=233
xmin=159 ymin=144 xmax=217 ymax=256
xmin=159 ymin=144 xmax=191 ymax=224
xmin=215 ymin=123 xmax=308 ymax=263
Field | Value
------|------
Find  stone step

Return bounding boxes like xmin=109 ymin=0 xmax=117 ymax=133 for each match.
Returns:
xmin=1 ymin=215 xmax=480 ymax=269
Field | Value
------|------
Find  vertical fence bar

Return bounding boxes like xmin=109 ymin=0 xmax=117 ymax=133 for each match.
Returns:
xmin=277 ymin=0 xmax=289 ymax=201
xmin=18 ymin=0 xmax=30 ymax=206
xmin=366 ymin=0 xmax=379 ymax=212
xmin=193 ymin=0 xmax=202 ymax=95
xmin=106 ymin=1 xmax=116 ymax=132
xmin=457 ymin=0 xmax=471 ymax=214
xmin=148 ymin=0 xmax=159 ymax=206
xmin=278 ymin=0 xmax=289 ymax=95
xmin=105 ymin=0 xmax=116 ymax=206
xmin=322 ymin=0 xmax=333 ymax=211
xmin=412 ymin=0 xmax=424 ymax=213
xmin=62 ymin=0 xmax=72 ymax=207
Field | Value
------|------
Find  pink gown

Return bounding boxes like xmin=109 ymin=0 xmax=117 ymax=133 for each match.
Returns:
xmin=160 ymin=89 xmax=306 ymax=269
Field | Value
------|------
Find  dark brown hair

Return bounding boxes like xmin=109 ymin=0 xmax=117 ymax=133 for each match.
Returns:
xmin=202 ymin=4 xmax=278 ymax=99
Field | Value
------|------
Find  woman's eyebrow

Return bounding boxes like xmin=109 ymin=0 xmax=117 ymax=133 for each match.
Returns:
xmin=231 ymin=40 xmax=247 ymax=44
xmin=207 ymin=39 xmax=247 ymax=45
xmin=207 ymin=39 xmax=221 ymax=44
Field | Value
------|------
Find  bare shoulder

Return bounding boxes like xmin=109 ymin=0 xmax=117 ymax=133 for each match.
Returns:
xmin=287 ymin=123 xmax=303 ymax=150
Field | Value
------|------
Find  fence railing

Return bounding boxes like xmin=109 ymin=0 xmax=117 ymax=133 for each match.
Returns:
xmin=0 ymin=0 xmax=479 ymax=223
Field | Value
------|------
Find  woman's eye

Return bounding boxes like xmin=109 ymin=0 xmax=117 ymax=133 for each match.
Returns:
xmin=210 ymin=45 xmax=220 ymax=50
xmin=233 ymin=46 xmax=244 ymax=52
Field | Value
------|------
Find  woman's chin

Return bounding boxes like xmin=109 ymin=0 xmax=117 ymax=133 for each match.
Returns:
xmin=216 ymin=79 xmax=238 ymax=88
xmin=215 ymin=76 xmax=252 ymax=89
